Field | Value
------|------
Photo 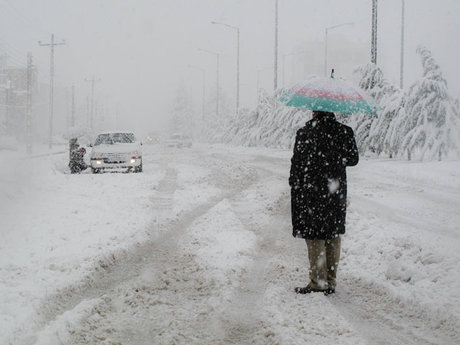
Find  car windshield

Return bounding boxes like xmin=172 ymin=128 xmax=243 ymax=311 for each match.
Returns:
xmin=95 ymin=133 xmax=136 ymax=145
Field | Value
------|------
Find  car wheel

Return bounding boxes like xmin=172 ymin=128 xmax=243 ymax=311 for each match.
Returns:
xmin=91 ymin=168 xmax=101 ymax=174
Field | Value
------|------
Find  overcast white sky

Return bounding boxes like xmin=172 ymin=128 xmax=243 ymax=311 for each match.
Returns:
xmin=1 ymin=0 xmax=459 ymax=134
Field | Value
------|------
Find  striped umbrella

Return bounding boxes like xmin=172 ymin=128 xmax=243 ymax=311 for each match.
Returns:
xmin=281 ymin=76 xmax=378 ymax=115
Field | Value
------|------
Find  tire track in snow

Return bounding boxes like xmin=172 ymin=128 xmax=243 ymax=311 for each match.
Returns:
xmin=14 ymin=159 xmax=236 ymax=345
xmin=214 ymin=158 xmax=291 ymax=344
xmin=12 ymin=164 xmax=179 ymax=345
xmin=28 ymin=152 xmax=260 ymax=344
xmin=62 ymin=152 xmax=283 ymax=344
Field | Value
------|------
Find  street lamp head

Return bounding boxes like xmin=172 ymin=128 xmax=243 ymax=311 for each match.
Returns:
xmin=326 ymin=22 xmax=354 ymax=32
xmin=211 ymin=21 xmax=238 ymax=30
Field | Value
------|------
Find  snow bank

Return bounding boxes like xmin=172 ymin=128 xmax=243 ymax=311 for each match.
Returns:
xmin=344 ymin=160 xmax=460 ymax=325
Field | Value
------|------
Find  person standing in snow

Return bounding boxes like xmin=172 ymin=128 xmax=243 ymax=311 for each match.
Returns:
xmin=69 ymin=146 xmax=88 ymax=174
xmin=289 ymin=110 xmax=359 ymax=295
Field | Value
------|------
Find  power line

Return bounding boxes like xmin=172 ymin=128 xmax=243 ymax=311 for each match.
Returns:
xmin=1 ymin=56 xmax=27 ymax=68
xmin=1 ymin=0 xmax=51 ymax=37
xmin=0 ymin=41 xmax=29 ymax=68
xmin=0 ymin=40 xmax=27 ymax=59
xmin=0 ymin=47 xmax=28 ymax=67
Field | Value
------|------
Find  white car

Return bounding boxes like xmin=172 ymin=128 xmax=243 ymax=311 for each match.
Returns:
xmin=90 ymin=132 xmax=142 ymax=173
xmin=165 ymin=133 xmax=192 ymax=148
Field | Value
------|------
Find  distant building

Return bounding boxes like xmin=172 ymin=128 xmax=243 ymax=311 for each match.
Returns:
xmin=0 ymin=55 xmax=37 ymax=138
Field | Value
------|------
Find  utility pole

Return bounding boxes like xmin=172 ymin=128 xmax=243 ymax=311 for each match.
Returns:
xmin=26 ymin=53 xmax=33 ymax=154
xmin=85 ymin=75 xmax=101 ymax=131
xmin=39 ymin=34 xmax=65 ymax=149
xmin=400 ymin=0 xmax=405 ymax=89
xmin=371 ymin=0 xmax=378 ymax=64
xmin=274 ymin=0 xmax=279 ymax=91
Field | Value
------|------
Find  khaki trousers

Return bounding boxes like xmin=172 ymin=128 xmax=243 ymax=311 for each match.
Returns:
xmin=305 ymin=237 xmax=341 ymax=290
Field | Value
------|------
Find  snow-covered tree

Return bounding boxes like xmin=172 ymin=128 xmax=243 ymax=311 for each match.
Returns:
xmin=353 ymin=63 xmax=405 ymax=157
xmin=201 ymin=47 xmax=459 ymax=161
xmin=401 ymin=46 xmax=460 ymax=160
xmin=204 ymin=88 xmax=307 ymax=149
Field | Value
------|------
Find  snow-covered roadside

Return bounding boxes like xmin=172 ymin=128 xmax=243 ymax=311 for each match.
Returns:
xmin=1 ymin=144 xmax=459 ymax=344
xmin=340 ymin=159 xmax=460 ymax=341
xmin=347 ymin=160 xmax=460 ymax=311
xmin=0 ymin=146 xmax=160 ymax=343
xmin=0 ymin=145 xmax=225 ymax=344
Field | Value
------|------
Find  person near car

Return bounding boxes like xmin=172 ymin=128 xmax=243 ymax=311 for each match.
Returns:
xmin=69 ymin=146 xmax=88 ymax=174
xmin=289 ymin=110 xmax=359 ymax=295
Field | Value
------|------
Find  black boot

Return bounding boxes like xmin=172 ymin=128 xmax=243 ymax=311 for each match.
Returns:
xmin=294 ymin=285 xmax=324 ymax=294
xmin=323 ymin=288 xmax=335 ymax=296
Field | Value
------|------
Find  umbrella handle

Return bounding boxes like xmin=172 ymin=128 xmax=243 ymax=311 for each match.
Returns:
xmin=330 ymin=68 xmax=335 ymax=79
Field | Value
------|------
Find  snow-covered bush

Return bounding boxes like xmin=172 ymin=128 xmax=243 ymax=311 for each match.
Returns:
xmin=204 ymin=89 xmax=308 ymax=149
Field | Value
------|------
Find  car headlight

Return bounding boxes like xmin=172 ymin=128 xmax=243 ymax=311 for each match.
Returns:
xmin=130 ymin=158 xmax=136 ymax=164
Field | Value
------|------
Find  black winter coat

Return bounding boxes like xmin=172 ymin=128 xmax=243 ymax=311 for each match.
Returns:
xmin=289 ymin=112 xmax=359 ymax=240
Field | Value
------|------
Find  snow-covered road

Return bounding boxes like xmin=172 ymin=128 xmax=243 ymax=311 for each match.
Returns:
xmin=1 ymin=144 xmax=459 ymax=344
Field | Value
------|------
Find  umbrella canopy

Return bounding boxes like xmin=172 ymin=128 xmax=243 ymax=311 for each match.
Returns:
xmin=281 ymin=76 xmax=378 ymax=115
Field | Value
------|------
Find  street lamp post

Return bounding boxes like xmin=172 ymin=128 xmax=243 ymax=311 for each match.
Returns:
xmin=198 ymin=48 xmax=220 ymax=117
xmin=188 ymin=65 xmax=206 ymax=121
xmin=211 ymin=21 xmax=240 ymax=115
xmin=274 ymin=0 xmax=279 ymax=91
xmin=324 ymin=22 xmax=354 ymax=77
xmin=371 ymin=0 xmax=378 ymax=64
